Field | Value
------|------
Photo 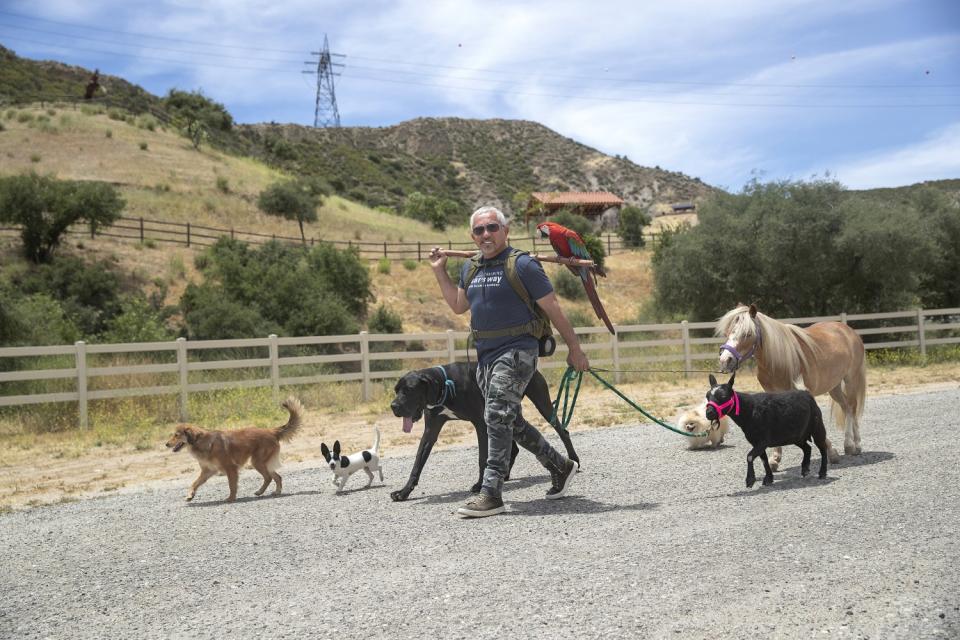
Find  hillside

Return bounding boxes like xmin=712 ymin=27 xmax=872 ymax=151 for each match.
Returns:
xmin=1 ymin=44 xmax=717 ymax=217
xmin=238 ymin=118 xmax=719 ymax=215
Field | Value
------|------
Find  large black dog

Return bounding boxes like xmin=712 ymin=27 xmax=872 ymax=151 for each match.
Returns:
xmin=389 ymin=362 xmax=579 ymax=502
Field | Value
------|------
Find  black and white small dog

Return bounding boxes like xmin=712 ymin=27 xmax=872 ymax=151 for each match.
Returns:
xmin=705 ymin=373 xmax=828 ymax=488
xmin=321 ymin=427 xmax=383 ymax=493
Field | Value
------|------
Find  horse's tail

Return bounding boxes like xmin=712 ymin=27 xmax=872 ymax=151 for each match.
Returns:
xmin=830 ymin=336 xmax=867 ymax=429
xmin=851 ymin=340 xmax=867 ymax=420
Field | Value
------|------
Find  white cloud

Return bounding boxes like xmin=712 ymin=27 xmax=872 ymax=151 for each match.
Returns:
xmin=826 ymin=122 xmax=960 ymax=189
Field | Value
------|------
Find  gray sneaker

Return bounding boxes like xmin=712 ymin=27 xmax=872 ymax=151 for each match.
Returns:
xmin=457 ymin=493 xmax=505 ymax=518
xmin=546 ymin=459 xmax=576 ymax=500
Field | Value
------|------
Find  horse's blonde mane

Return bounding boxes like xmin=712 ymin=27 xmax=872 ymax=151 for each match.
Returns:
xmin=716 ymin=305 xmax=821 ymax=386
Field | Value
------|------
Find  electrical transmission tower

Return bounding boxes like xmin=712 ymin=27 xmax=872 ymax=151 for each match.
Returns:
xmin=303 ymin=35 xmax=345 ymax=127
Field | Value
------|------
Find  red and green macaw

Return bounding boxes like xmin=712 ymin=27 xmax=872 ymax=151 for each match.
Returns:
xmin=536 ymin=221 xmax=615 ymax=335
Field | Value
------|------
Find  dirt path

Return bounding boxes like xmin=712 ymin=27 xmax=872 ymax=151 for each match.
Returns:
xmin=2 ymin=364 xmax=956 ymax=511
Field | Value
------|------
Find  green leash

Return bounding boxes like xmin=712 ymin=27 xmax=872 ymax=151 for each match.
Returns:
xmin=550 ymin=366 xmax=710 ymax=438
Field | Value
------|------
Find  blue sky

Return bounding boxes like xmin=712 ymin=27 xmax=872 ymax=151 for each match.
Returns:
xmin=1 ymin=0 xmax=958 ymax=191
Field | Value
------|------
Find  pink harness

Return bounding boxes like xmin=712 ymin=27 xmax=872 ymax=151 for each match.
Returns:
xmin=707 ymin=392 xmax=740 ymax=419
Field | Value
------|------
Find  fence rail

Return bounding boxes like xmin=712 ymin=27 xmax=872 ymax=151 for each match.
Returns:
xmin=1 ymin=217 xmax=650 ymax=259
xmin=2 ymin=307 xmax=958 ymax=429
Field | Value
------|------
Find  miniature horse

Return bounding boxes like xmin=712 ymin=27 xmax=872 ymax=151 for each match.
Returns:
xmin=716 ymin=304 xmax=865 ymax=470
xmin=705 ymin=373 xmax=828 ymax=488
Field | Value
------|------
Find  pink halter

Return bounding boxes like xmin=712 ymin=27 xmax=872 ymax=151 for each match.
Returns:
xmin=707 ymin=392 xmax=740 ymax=419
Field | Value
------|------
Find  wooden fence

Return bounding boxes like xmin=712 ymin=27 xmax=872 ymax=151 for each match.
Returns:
xmin=0 ymin=217 xmax=649 ymax=259
xmin=1 ymin=307 xmax=958 ymax=429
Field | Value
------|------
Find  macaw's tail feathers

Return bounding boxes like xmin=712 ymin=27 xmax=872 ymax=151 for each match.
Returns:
xmin=582 ymin=274 xmax=616 ymax=335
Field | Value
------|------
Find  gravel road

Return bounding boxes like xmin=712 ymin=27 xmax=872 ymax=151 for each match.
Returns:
xmin=2 ymin=388 xmax=958 ymax=639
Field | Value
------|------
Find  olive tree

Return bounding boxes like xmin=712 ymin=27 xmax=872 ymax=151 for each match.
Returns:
xmin=0 ymin=173 xmax=124 ymax=263
xmin=257 ymin=180 xmax=323 ymax=243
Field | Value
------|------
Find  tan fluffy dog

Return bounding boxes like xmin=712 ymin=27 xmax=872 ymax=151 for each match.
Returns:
xmin=165 ymin=396 xmax=303 ymax=502
xmin=675 ymin=402 xmax=729 ymax=449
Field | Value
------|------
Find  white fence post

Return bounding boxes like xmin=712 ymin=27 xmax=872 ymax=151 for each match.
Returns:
xmin=177 ymin=337 xmax=188 ymax=421
xmin=917 ymin=308 xmax=927 ymax=358
xmin=681 ymin=320 xmax=691 ymax=378
xmin=446 ymin=329 xmax=456 ymax=363
xmin=75 ymin=341 xmax=88 ymax=430
xmin=269 ymin=334 xmax=280 ymax=403
xmin=360 ymin=331 xmax=371 ymax=402
xmin=611 ymin=330 xmax=620 ymax=384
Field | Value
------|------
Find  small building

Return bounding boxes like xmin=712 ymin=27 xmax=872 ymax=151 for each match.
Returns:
xmin=524 ymin=191 xmax=625 ymax=230
xmin=670 ymin=202 xmax=696 ymax=214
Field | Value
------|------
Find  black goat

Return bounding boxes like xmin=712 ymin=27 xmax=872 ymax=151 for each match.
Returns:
xmin=705 ymin=373 xmax=828 ymax=488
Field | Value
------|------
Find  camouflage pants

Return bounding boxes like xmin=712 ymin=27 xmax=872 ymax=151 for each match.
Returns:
xmin=477 ymin=348 xmax=567 ymax=497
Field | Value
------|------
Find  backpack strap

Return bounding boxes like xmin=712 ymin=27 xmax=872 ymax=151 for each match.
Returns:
xmin=466 ymin=249 xmax=552 ymax=342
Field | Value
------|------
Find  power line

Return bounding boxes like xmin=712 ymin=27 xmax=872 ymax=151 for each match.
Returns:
xmin=0 ymin=8 xmax=307 ymax=54
xmin=1 ymin=9 xmax=955 ymax=91
xmin=1 ymin=34 xmax=957 ymax=110
xmin=0 ymin=21 xmax=305 ymax=63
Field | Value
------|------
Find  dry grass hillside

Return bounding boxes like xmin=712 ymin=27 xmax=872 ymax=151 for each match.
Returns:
xmin=0 ymin=103 xmax=658 ymax=330
xmin=0 ymin=104 xmax=463 ymax=245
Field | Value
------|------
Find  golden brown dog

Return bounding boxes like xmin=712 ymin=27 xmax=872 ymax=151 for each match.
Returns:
xmin=165 ymin=396 xmax=303 ymax=503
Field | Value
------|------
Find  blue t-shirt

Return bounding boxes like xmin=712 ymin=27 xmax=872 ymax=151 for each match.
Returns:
xmin=459 ymin=246 xmax=553 ymax=367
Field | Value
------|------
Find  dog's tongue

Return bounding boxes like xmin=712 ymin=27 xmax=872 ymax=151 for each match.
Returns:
xmin=402 ymin=416 xmax=413 ymax=433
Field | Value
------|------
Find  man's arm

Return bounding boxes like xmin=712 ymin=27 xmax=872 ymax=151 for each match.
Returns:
xmin=429 ymin=247 xmax=470 ymax=315
xmin=535 ymin=292 xmax=590 ymax=372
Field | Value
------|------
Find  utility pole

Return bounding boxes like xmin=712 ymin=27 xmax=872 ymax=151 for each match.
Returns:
xmin=303 ymin=34 xmax=345 ymax=127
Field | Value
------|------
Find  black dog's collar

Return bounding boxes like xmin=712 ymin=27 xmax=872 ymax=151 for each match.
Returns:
xmin=426 ymin=365 xmax=456 ymax=409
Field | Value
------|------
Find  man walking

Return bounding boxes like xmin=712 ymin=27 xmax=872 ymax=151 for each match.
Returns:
xmin=430 ymin=205 xmax=590 ymax=517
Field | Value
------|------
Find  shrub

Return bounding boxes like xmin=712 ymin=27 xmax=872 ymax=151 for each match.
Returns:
xmin=402 ymin=259 xmax=418 ymax=271
xmin=101 ymin=297 xmax=172 ymax=343
xmin=368 ymin=304 xmax=403 ymax=334
xmin=105 ymin=129 xmax=112 ymax=138
xmin=180 ymin=238 xmax=371 ymax=339
xmin=565 ymin=308 xmax=594 ymax=328
xmin=554 ymin=268 xmax=586 ymax=300
xmin=377 ymin=257 xmax=391 ymax=274
xmin=618 ymin=205 xmax=650 ymax=248
xmin=0 ymin=291 xmax=80 ymax=347
xmin=139 ymin=141 xmax=148 ymax=151
xmin=180 ymin=284 xmax=278 ymax=340
xmin=445 ymin=258 xmax=465 ymax=283
xmin=30 ymin=154 xmax=40 ymax=163
xmin=215 ymin=176 xmax=230 ymax=194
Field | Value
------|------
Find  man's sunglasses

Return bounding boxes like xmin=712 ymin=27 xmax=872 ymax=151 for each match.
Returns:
xmin=472 ymin=223 xmax=502 ymax=236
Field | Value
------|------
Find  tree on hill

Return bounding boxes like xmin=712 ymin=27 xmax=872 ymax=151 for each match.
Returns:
xmin=0 ymin=173 xmax=124 ymax=263
xmin=162 ymin=89 xmax=233 ymax=132
xmin=617 ymin=205 xmax=651 ymax=248
xmin=257 ymin=180 xmax=325 ymax=243
xmin=402 ymin=191 xmax=460 ymax=231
